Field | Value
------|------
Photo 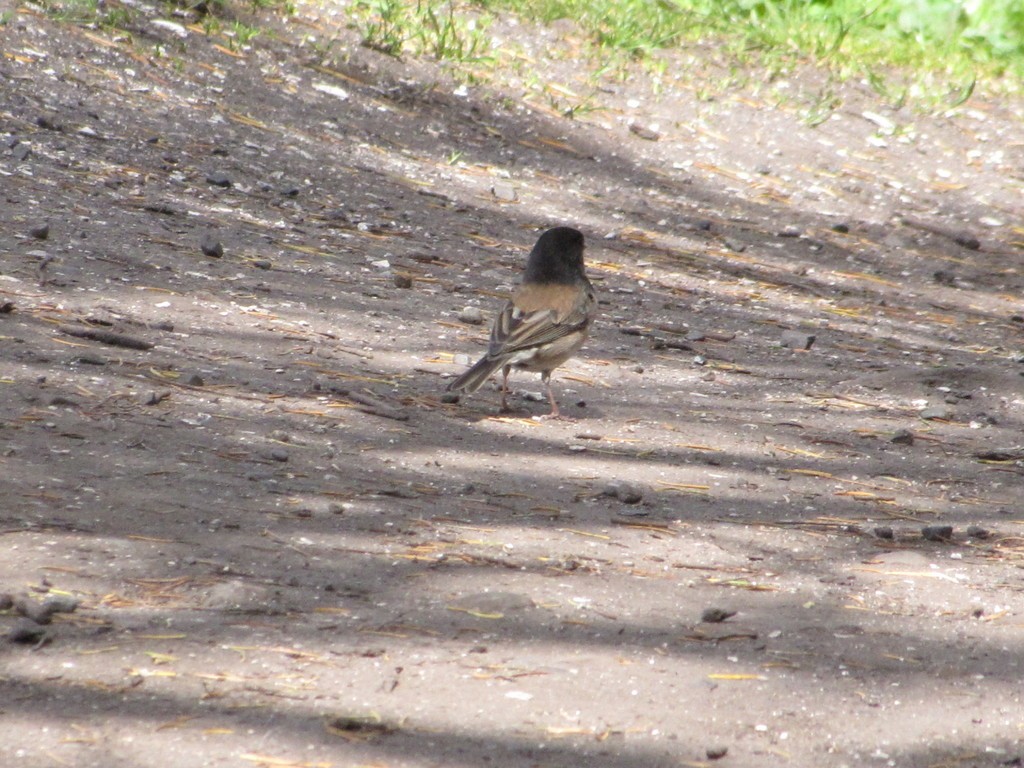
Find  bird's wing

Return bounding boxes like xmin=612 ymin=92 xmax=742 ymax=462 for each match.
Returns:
xmin=489 ymin=286 xmax=595 ymax=357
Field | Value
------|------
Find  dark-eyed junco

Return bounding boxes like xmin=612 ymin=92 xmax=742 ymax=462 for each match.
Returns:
xmin=447 ymin=226 xmax=596 ymax=418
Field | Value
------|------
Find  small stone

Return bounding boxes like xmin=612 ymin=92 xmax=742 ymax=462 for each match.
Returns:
xmin=921 ymin=525 xmax=954 ymax=542
xmin=689 ymin=219 xmax=713 ymax=232
xmin=269 ymin=448 xmax=289 ymax=462
xmin=76 ymin=354 xmax=107 ymax=366
xmin=615 ymin=484 xmax=643 ymax=505
xmin=706 ymin=746 xmax=729 ymax=760
xmin=36 ymin=113 xmax=62 ymax=131
xmin=873 ymin=526 xmax=894 ymax=539
xmin=13 ymin=595 xmax=55 ymax=625
xmin=781 ymin=330 xmax=816 ymax=350
xmin=953 ymin=232 xmax=981 ymax=250
xmin=206 ymin=171 xmax=233 ymax=188
xmin=8 ymin=621 xmax=47 ymax=645
xmin=200 ymin=233 xmax=224 ymax=258
xmin=0 ymin=593 xmax=13 ymax=610
xmin=42 ymin=594 xmax=79 ymax=615
xmin=701 ymin=607 xmax=737 ymax=623
xmin=29 ymin=222 xmax=50 ymax=240
xmin=393 ymin=273 xmax=413 ymax=289
xmin=628 ymin=122 xmax=661 ymax=141
xmin=777 ymin=226 xmax=802 ymax=238
xmin=458 ymin=306 xmax=484 ymax=325
xmin=12 ymin=143 xmax=32 ymax=162
xmin=186 ymin=374 xmax=205 ymax=387
xmin=491 ymin=182 xmax=517 ymax=202
xmin=601 ymin=482 xmax=643 ymax=505
xmin=723 ymin=239 xmax=746 ymax=253
xmin=965 ymin=525 xmax=990 ymax=539
xmin=831 ymin=222 xmax=850 ymax=233
xmin=252 ymin=259 xmax=272 ymax=270
xmin=440 ymin=392 xmax=460 ymax=404
xmin=890 ymin=429 xmax=914 ymax=445
xmin=685 ymin=329 xmax=706 ymax=342
xmin=920 ymin=406 xmax=952 ymax=421
xmin=151 ymin=18 xmax=188 ymax=38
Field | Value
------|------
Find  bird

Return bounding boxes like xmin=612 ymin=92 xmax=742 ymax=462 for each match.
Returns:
xmin=446 ymin=226 xmax=596 ymax=418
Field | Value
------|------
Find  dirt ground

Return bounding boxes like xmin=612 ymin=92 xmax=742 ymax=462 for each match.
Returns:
xmin=2 ymin=4 xmax=1024 ymax=767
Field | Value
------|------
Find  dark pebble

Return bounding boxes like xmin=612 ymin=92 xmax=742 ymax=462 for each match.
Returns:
xmin=42 ymin=594 xmax=79 ymax=614
xmin=965 ymin=525 xmax=991 ymax=539
xmin=393 ymin=273 xmax=413 ymax=289
xmin=701 ymin=607 xmax=737 ymax=623
xmin=615 ymin=485 xmax=643 ymax=505
xmin=890 ymin=429 xmax=915 ymax=445
xmin=29 ymin=223 xmax=50 ymax=240
xmin=76 ymin=354 xmax=107 ymax=366
xmin=602 ymin=482 xmax=643 ymax=504
xmin=440 ymin=392 xmax=460 ymax=404
xmin=873 ymin=526 xmax=894 ymax=539
xmin=12 ymin=144 xmax=32 ymax=162
xmin=252 ymin=259 xmax=272 ymax=270
xmin=280 ymin=186 xmax=301 ymax=197
xmin=0 ymin=593 xmax=13 ymax=610
xmin=36 ymin=113 xmax=62 ymax=131
xmin=200 ymin=233 xmax=224 ymax=258
xmin=269 ymin=448 xmax=290 ymax=462
xmin=8 ymin=621 xmax=48 ymax=645
xmin=921 ymin=525 xmax=954 ymax=542
xmin=0 ymin=301 xmax=14 ymax=314
xmin=831 ymin=222 xmax=850 ymax=233
xmin=953 ymin=232 xmax=980 ymax=250
xmin=186 ymin=374 xmax=205 ymax=387
xmin=13 ymin=595 xmax=55 ymax=624
xmin=706 ymin=746 xmax=729 ymax=760
xmin=206 ymin=171 xmax=233 ymax=188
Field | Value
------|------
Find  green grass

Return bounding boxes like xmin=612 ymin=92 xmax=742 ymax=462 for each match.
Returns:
xmin=351 ymin=0 xmax=493 ymax=61
xmin=475 ymin=0 xmax=1024 ymax=75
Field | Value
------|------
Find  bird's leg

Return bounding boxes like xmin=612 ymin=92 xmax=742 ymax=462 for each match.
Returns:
xmin=500 ymin=365 xmax=512 ymax=412
xmin=542 ymin=371 xmax=562 ymax=419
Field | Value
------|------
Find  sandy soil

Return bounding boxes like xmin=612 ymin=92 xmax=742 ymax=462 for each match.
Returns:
xmin=2 ymin=3 xmax=1023 ymax=767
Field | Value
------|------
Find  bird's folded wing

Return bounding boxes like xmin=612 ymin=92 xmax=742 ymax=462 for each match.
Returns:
xmin=489 ymin=296 xmax=592 ymax=357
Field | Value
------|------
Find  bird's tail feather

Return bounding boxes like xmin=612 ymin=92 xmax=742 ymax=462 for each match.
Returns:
xmin=447 ymin=356 xmax=505 ymax=394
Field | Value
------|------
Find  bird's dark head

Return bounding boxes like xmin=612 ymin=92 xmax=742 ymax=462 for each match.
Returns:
xmin=523 ymin=226 xmax=586 ymax=285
